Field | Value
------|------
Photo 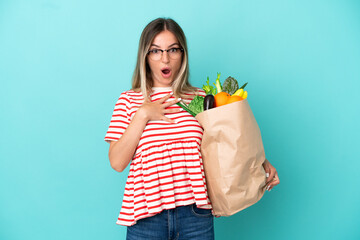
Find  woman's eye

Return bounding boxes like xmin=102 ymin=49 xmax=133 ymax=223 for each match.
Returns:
xmin=150 ymin=49 xmax=159 ymax=54
xmin=169 ymin=48 xmax=177 ymax=53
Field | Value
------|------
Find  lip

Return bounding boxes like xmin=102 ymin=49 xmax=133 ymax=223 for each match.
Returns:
xmin=161 ymin=67 xmax=171 ymax=71
xmin=160 ymin=67 xmax=172 ymax=78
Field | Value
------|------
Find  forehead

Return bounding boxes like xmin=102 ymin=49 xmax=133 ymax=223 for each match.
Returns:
xmin=151 ymin=30 xmax=179 ymax=47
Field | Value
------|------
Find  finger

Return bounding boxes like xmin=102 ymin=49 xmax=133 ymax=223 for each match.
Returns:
xmin=264 ymin=167 xmax=271 ymax=184
xmin=162 ymin=98 xmax=181 ymax=108
xmin=271 ymin=178 xmax=280 ymax=188
xmin=267 ymin=173 xmax=280 ymax=191
xmin=272 ymin=172 xmax=280 ymax=185
xmin=157 ymin=93 xmax=173 ymax=103
xmin=266 ymin=168 xmax=276 ymax=184
xmin=164 ymin=108 xmax=182 ymax=114
xmin=143 ymin=95 xmax=153 ymax=103
xmin=274 ymin=172 xmax=279 ymax=181
xmin=161 ymin=116 xmax=175 ymax=124
xmin=268 ymin=181 xmax=279 ymax=191
xmin=263 ymin=164 xmax=270 ymax=182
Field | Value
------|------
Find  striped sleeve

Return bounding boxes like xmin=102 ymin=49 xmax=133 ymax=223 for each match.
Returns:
xmin=104 ymin=92 xmax=131 ymax=143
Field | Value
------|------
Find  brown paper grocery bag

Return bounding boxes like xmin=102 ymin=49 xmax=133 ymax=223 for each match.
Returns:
xmin=195 ymin=99 xmax=267 ymax=216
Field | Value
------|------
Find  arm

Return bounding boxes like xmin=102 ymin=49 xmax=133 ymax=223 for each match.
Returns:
xmin=108 ymin=110 xmax=148 ymax=172
xmin=108 ymin=94 xmax=181 ymax=172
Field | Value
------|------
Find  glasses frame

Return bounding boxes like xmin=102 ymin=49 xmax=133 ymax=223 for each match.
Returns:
xmin=147 ymin=47 xmax=184 ymax=60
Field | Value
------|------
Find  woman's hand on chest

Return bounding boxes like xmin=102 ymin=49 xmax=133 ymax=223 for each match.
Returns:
xmin=137 ymin=93 xmax=182 ymax=123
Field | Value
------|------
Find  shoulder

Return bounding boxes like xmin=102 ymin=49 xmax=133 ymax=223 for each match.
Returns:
xmin=187 ymin=87 xmax=206 ymax=97
xmin=182 ymin=87 xmax=205 ymax=95
xmin=118 ymin=89 xmax=143 ymax=100
xmin=195 ymin=87 xmax=206 ymax=97
xmin=180 ymin=87 xmax=206 ymax=101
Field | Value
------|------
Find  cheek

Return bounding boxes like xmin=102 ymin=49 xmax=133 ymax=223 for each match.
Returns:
xmin=147 ymin=61 xmax=158 ymax=74
xmin=175 ymin=60 xmax=182 ymax=73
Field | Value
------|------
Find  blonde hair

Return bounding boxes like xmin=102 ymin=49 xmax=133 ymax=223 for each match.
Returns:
xmin=131 ymin=17 xmax=198 ymax=100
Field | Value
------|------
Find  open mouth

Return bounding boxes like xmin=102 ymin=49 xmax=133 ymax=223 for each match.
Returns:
xmin=161 ymin=68 xmax=172 ymax=78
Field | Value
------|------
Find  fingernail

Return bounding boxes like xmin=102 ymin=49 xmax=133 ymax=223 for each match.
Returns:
xmin=177 ymin=98 xmax=181 ymax=101
xmin=266 ymin=173 xmax=269 ymax=177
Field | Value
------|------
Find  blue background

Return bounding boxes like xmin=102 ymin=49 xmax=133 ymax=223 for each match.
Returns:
xmin=1 ymin=0 xmax=359 ymax=239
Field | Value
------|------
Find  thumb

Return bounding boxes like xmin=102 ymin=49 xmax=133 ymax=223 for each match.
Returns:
xmin=143 ymin=96 xmax=152 ymax=103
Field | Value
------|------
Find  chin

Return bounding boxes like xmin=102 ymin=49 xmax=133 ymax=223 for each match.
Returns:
xmin=158 ymin=79 xmax=174 ymax=87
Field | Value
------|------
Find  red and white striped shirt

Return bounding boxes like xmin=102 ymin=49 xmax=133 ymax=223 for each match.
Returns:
xmin=104 ymin=86 xmax=212 ymax=226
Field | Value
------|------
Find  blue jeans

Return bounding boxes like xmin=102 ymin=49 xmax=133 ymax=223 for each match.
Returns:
xmin=126 ymin=204 xmax=214 ymax=240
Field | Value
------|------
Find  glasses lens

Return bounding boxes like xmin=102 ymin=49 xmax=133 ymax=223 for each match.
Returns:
xmin=168 ymin=48 xmax=183 ymax=60
xmin=148 ymin=50 xmax=161 ymax=61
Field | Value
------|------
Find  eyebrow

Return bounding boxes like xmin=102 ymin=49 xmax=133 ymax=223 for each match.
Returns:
xmin=150 ymin=43 xmax=180 ymax=48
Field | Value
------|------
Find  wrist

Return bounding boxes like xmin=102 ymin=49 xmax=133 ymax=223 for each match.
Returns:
xmin=135 ymin=107 xmax=150 ymax=122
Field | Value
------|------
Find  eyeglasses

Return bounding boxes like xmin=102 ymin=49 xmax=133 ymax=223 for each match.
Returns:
xmin=147 ymin=47 xmax=184 ymax=61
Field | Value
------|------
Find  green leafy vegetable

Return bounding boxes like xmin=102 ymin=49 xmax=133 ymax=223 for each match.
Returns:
xmin=202 ymin=77 xmax=216 ymax=95
xmin=176 ymin=96 xmax=204 ymax=117
xmin=239 ymin=82 xmax=248 ymax=89
xmin=176 ymin=102 xmax=197 ymax=117
xmin=222 ymin=76 xmax=239 ymax=95
xmin=188 ymin=96 xmax=204 ymax=115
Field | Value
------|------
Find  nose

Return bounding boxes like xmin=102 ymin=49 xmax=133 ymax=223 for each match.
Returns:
xmin=161 ymin=51 xmax=170 ymax=63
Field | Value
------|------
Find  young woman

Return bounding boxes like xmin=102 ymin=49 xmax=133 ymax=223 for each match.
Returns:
xmin=104 ymin=17 xmax=279 ymax=240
